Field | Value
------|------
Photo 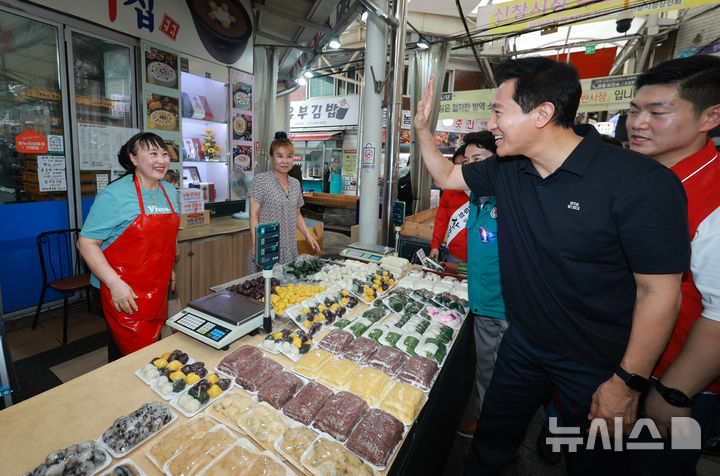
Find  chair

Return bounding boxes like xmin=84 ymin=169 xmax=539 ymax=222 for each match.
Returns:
xmin=32 ymin=229 xmax=92 ymax=344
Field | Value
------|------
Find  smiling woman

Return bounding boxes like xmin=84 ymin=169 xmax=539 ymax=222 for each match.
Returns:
xmin=246 ymin=131 xmax=321 ymax=273
xmin=77 ymin=132 xmax=180 ymax=361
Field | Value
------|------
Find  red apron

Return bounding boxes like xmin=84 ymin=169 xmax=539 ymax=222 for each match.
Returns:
xmin=100 ymin=176 xmax=180 ymax=354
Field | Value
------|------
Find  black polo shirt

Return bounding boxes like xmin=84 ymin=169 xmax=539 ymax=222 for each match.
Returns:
xmin=462 ymin=125 xmax=690 ymax=368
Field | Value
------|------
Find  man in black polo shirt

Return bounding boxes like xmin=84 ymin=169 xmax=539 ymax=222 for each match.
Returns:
xmin=413 ymin=57 xmax=690 ymax=475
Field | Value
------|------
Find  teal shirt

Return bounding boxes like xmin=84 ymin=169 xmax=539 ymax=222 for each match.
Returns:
xmin=466 ymin=193 xmax=506 ymax=319
xmin=80 ymin=174 xmax=179 ymax=287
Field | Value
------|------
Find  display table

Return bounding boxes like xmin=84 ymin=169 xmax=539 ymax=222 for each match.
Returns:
xmin=0 ymin=307 xmax=473 ymax=476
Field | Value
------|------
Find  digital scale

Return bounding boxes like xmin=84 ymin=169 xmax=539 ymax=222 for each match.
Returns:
xmin=339 ymin=242 xmax=396 ymax=262
xmin=166 ymin=290 xmax=265 ymax=350
xmin=167 ymin=222 xmax=281 ymax=350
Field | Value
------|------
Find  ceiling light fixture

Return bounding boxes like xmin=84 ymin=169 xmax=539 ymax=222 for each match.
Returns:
xmin=304 ymin=70 xmax=314 ymax=78
xmin=328 ymin=37 xmax=341 ymax=49
xmin=361 ymin=11 xmax=368 ymax=22
xmin=297 ymin=75 xmax=307 ymax=86
xmin=417 ymin=39 xmax=429 ymax=49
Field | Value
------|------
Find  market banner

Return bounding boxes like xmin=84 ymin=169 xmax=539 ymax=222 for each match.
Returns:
xmin=290 ymin=95 xmax=360 ymax=128
xmin=438 ymin=73 xmax=638 ymax=121
xmin=476 ymin=0 xmax=719 ymax=36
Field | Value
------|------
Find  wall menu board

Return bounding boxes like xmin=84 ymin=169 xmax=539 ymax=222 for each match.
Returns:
xmin=78 ymin=123 xmax=139 ymax=171
xmin=229 ymin=69 xmax=254 ymax=200
xmin=142 ymin=40 xmax=183 ymax=188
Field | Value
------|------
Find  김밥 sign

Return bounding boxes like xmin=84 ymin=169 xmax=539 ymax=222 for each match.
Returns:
xmin=290 ymin=96 xmax=359 ymax=128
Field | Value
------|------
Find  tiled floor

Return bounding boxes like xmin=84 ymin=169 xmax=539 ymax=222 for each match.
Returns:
xmin=6 ymin=306 xmax=108 ymax=361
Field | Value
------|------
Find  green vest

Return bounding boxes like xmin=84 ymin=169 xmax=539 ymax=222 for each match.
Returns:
xmin=466 ymin=193 xmax=506 ymax=319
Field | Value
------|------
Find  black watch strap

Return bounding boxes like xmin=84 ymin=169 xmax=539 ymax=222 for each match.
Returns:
xmin=654 ymin=380 xmax=696 ymax=408
xmin=615 ymin=366 xmax=651 ymax=393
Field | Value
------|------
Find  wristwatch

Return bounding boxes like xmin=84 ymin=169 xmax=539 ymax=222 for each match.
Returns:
xmin=615 ymin=366 xmax=651 ymax=393
xmin=654 ymin=380 xmax=696 ymax=407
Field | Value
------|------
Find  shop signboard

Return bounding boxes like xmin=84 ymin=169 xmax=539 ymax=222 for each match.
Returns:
xmin=476 ymin=0 xmax=719 ymax=36
xmin=31 ymin=0 xmax=253 ymax=71
xmin=438 ymin=73 xmax=638 ymax=123
xmin=290 ymin=95 xmax=360 ymax=128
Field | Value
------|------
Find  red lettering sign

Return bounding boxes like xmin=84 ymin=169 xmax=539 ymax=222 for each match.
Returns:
xmin=160 ymin=14 xmax=179 ymax=40
xmin=16 ymin=129 xmax=48 ymax=154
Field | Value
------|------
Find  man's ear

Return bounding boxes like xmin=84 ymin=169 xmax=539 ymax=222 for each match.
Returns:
xmin=535 ymin=102 xmax=555 ymax=128
xmin=699 ymin=104 xmax=720 ymax=133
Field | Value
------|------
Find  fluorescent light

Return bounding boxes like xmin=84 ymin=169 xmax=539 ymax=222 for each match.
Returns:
xmin=417 ymin=40 xmax=429 ymax=49
xmin=328 ymin=37 xmax=341 ymax=49
xmin=297 ymin=76 xmax=307 ymax=86
xmin=304 ymin=70 xmax=314 ymax=78
xmin=361 ymin=11 xmax=368 ymax=22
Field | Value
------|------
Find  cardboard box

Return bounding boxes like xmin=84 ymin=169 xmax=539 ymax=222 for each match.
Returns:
xmin=180 ymin=210 xmax=210 ymax=227
xmin=297 ymin=222 xmax=324 ymax=256
xmin=350 ymin=218 xmax=383 ymax=243
xmin=196 ymin=182 xmax=215 ymax=202
xmin=399 ymin=207 xmax=437 ymax=240
xmin=178 ymin=188 xmax=204 ymax=214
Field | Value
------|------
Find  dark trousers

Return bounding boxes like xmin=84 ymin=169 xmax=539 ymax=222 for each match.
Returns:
xmin=464 ymin=324 xmax=629 ymax=476
xmin=107 ymin=331 xmax=125 ymax=362
xmin=628 ymin=392 xmax=720 ymax=476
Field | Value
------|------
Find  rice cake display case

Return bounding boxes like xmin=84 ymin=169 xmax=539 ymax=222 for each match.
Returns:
xmin=0 ymin=268 xmax=473 ymax=476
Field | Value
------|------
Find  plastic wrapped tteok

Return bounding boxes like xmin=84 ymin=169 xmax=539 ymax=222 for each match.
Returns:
xmin=300 ymin=436 xmax=376 ymax=476
xmin=163 ymin=424 xmax=238 ymax=476
xmin=396 ymin=355 xmax=440 ymax=392
xmin=197 ymin=438 xmax=294 ymax=476
xmin=346 ymin=408 xmax=405 ymax=470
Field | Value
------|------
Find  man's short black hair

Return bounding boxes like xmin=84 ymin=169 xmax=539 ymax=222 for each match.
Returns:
xmin=636 ymin=56 xmax=720 ymax=116
xmin=462 ymin=131 xmax=497 ymax=154
xmin=494 ymin=57 xmax=581 ymax=128
xmin=452 ymin=144 xmax=466 ymax=162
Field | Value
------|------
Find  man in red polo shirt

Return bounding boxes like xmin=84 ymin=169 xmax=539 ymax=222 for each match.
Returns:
xmin=627 ymin=55 xmax=720 ymax=474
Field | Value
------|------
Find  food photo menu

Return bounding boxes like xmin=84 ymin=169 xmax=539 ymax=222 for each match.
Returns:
xmin=230 ymin=69 xmax=255 ymax=199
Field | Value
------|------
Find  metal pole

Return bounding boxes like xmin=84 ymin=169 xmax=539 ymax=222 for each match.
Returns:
xmin=263 ymin=268 xmax=273 ymax=333
xmin=357 ymin=1 xmax=388 ymax=245
xmin=382 ymin=0 xmax=407 ymax=246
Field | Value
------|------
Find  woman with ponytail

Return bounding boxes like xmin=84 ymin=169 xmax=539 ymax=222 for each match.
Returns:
xmin=247 ymin=131 xmax=320 ymax=272
xmin=78 ymin=132 xmax=179 ymax=361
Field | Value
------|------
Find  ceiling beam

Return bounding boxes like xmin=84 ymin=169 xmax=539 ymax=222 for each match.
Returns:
xmin=254 ymin=3 xmax=332 ymax=34
xmin=255 ymin=29 xmax=315 ymax=52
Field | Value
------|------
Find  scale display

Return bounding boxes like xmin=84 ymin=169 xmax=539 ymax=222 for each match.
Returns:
xmin=174 ymin=312 xmax=232 ymax=342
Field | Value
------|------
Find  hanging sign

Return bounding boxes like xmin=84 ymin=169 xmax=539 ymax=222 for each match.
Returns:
xmin=16 ymin=129 xmax=48 ymax=154
xmin=37 ymin=155 xmax=67 ymax=192
xmin=290 ymin=95 xmax=359 ymax=128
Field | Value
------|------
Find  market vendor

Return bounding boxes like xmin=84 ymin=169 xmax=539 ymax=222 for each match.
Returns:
xmin=78 ymin=132 xmax=180 ymax=361
xmin=429 ymin=146 xmax=469 ymax=263
xmin=247 ymin=131 xmax=321 ymax=273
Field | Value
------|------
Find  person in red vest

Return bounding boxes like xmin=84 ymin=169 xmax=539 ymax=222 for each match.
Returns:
xmin=429 ymin=146 xmax=469 ymax=263
xmin=78 ymin=133 xmax=180 ymax=361
xmin=626 ymin=56 xmax=720 ymax=474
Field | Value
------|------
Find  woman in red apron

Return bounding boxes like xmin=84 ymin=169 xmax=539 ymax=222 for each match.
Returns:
xmin=78 ymin=133 xmax=180 ymax=360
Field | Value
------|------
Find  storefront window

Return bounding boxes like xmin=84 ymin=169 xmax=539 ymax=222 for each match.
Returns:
xmin=72 ymin=32 xmax=134 ymax=199
xmin=309 ymin=76 xmax=335 ymax=98
xmin=0 ymin=13 xmax=63 ymax=204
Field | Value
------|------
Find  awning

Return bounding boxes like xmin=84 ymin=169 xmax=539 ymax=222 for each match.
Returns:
xmin=290 ymin=131 xmax=342 ymax=142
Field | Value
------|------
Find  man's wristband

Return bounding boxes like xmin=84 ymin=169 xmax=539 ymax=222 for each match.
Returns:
xmin=615 ymin=366 xmax=651 ymax=393
xmin=654 ymin=380 xmax=696 ymax=408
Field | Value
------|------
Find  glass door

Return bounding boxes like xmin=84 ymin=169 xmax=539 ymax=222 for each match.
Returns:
xmin=0 ymin=9 xmax=70 ymax=313
xmin=67 ymin=30 xmax=138 ymax=220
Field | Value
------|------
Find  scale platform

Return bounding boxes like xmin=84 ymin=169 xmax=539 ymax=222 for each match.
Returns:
xmin=339 ymin=242 xmax=395 ymax=262
xmin=166 ymin=290 xmax=265 ymax=349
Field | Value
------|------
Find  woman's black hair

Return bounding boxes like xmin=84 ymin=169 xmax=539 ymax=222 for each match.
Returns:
xmin=270 ymin=131 xmax=293 ymax=155
xmin=118 ymin=132 xmax=168 ymax=174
